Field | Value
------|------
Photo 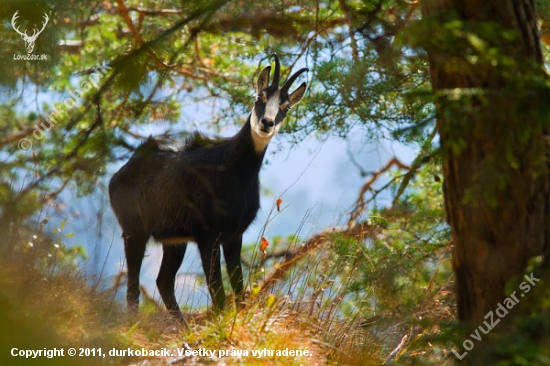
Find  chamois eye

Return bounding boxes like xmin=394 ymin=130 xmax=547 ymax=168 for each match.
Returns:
xmin=280 ymin=104 xmax=290 ymax=116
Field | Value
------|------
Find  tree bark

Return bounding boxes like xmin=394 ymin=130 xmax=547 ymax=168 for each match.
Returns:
xmin=421 ymin=0 xmax=550 ymax=325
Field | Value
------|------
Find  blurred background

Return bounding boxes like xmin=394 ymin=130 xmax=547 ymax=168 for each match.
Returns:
xmin=0 ymin=1 xmax=459 ymax=364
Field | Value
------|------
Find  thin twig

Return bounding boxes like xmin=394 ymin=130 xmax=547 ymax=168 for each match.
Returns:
xmin=140 ymin=285 xmax=163 ymax=311
xmin=338 ymin=0 xmax=359 ymax=62
xmin=0 ymin=128 xmax=34 ymax=149
xmin=116 ymin=0 xmax=144 ymax=45
xmin=392 ymin=125 xmax=438 ymax=205
xmin=384 ymin=334 xmax=408 ymax=363
xmin=349 ymin=157 xmax=411 ymax=225
xmin=127 ymin=7 xmax=183 ymax=16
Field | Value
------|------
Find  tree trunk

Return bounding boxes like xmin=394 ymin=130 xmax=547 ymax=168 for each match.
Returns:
xmin=421 ymin=0 xmax=550 ymax=325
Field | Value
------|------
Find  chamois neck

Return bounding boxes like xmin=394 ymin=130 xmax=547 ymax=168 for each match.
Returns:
xmin=246 ymin=114 xmax=273 ymax=154
xmin=224 ymin=118 xmax=267 ymax=177
xmin=236 ymin=116 xmax=270 ymax=157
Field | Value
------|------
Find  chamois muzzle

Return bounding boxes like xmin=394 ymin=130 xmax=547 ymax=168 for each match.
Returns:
xmin=260 ymin=118 xmax=275 ymax=132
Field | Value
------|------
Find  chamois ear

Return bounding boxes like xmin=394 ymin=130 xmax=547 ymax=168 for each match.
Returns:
xmin=288 ymin=82 xmax=307 ymax=108
xmin=257 ymin=66 xmax=271 ymax=93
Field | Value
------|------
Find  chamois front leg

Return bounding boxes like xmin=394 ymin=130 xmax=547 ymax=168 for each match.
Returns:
xmin=157 ymin=243 xmax=187 ymax=320
xmin=124 ymin=232 xmax=148 ymax=314
xmin=223 ymin=236 xmax=245 ymax=306
xmin=198 ymin=241 xmax=226 ymax=311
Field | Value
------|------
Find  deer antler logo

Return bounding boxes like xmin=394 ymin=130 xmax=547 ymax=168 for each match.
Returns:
xmin=11 ymin=11 xmax=49 ymax=54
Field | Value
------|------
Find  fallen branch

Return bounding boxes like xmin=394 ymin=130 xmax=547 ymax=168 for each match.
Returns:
xmin=349 ymin=157 xmax=410 ymax=225
xmin=260 ymin=222 xmax=374 ymax=293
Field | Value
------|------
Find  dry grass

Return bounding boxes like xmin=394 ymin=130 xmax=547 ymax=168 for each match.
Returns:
xmin=0 ymin=246 xmax=335 ymax=365
xmin=0 ymin=252 xmax=125 ymax=365
xmin=0 ymin=216 xmax=456 ymax=366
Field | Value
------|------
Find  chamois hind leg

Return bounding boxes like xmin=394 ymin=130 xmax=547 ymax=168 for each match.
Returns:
xmin=198 ymin=241 xmax=226 ymax=311
xmin=124 ymin=232 xmax=148 ymax=314
xmin=157 ymin=243 xmax=187 ymax=320
xmin=223 ymin=236 xmax=244 ymax=306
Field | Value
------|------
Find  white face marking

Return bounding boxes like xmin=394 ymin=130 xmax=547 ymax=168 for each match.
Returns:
xmin=250 ymin=90 xmax=283 ymax=153
xmin=250 ymin=112 xmax=274 ymax=152
xmin=264 ymin=90 xmax=280 ymax=121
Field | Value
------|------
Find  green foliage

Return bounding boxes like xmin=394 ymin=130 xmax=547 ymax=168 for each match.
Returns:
xmin=245 ymin=158 xmax=453 ymax=363
xmin=2 ymin=0 xmax=550 ymax=363
xmin=341 ymin=161 xmax=453 ymax=361
xmin=0 ymin=0 xmax=436 ymax=235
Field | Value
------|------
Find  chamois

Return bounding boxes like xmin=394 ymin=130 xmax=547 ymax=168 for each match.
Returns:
xmin=109 ymin=54 xmax=308 ymax=319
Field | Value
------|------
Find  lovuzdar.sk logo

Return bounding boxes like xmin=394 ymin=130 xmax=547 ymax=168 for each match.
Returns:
xmin=11 ymin=10 xmax=49 ymax=60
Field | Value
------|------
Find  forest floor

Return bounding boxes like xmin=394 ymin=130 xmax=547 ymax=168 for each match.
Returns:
xmin=0 ymin=254 xmax=372 ymax=366
xmin=0 ymin=223 xmax=455 ymax=365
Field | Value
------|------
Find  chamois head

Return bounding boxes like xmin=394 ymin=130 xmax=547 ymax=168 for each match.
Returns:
xmin=250 ymin=54 xmax=308 ymax=151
